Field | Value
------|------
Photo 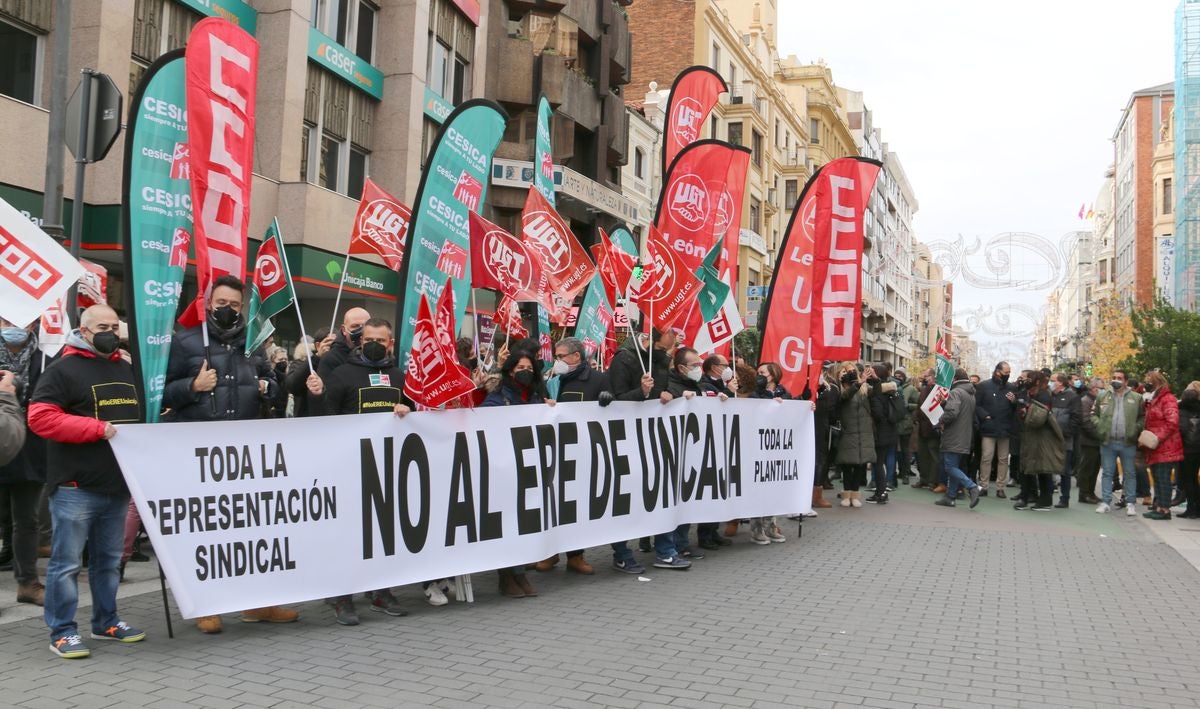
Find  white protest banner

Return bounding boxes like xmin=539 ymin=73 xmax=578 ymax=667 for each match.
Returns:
xmin=0 ymin=197 xmax=86 ymax=328
xmin=109 ymin=398 xmax=813 ymax=618
xmin=920 ymin=385 xmax=949 ymax=426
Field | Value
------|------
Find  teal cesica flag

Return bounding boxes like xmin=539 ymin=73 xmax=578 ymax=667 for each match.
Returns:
xmin=123 ymin=50 xmax=191 ymax=423
xmin=573 ymin=275 xmax=610 ymax=356
xmin=395 ymin=100 xmax=507 ymax=360
xmin=534 ymin=95 xmax=555 ymax=365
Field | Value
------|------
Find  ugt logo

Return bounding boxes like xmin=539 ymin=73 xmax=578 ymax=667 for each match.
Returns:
xmin=170 ymin=142 xmax=190 ymax=181
xmin=523 ymin=212 xmax=569 ymax=272
xmin=483 ymin=228 xmax=532 ymax=293
xmin=671 ymin=98 xmax=704 ymax=145
xmin=667 ymin=175 xmax=709 ymax=231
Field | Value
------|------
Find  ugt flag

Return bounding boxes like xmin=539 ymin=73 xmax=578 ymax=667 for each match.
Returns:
xmin=349 ymin=178 xmax=410 ymax=272
xmin=244 ymin=220 xmax=295 ymax=356
xmin=404 ymin=289 xmax=475 ymax=410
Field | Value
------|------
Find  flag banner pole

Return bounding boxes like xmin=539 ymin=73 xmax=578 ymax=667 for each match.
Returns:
xmin=470 ymin=287 xmax=481 ymax=373
xmin=328 ymin=251 xmax=351 ymax=336
xmin=274 ymin=219 xmax=315 ymax=374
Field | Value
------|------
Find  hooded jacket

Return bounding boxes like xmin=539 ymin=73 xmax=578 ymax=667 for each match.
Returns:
xmin=835 ymin=379 xmax=879 ymax=465
xmin=608 ymin=336 xmax=669 ymax=401
xmin=939 ymin=379 xmax=976 ymax=455
xmin=163 ymin=320 xmax=273 ymax=422
xmin=1143 ymin=387 xmax=1183 ymax=465
xmin=0 ymin=337 xmax=45 ymax=483
xmin=1021 ymin=393 xmax=1067 ymax=475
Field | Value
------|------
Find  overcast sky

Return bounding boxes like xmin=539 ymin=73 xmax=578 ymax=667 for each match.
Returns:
xmin=776 ymin=0 xmax=1177 ymax=367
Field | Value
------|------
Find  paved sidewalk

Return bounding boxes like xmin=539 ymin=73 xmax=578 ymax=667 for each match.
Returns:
xmin=0 ymin=484 xmax=1198 ymax=708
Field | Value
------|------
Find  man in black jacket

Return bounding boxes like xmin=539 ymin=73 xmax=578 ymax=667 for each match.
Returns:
xmin=162 ymin=275 xmax=297 ymax=633
xmin=1050 ymin=372 xmax=1082 ymax=507
xmin=608 ymin=329 xmax=671 ymax=402
xmin=309 ymin=317 xmax=412 ymax=625
xmin=698 ymin=354 xmax=735 ymax=399
xmin=316 ymin=307 xmax=371 ymax=380
xmin=974 ymin=361 xmax=1018 ymax=497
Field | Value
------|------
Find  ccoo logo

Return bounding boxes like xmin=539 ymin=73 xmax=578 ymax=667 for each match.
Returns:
xmin=667 ymin=174 xmax=709 ymax=231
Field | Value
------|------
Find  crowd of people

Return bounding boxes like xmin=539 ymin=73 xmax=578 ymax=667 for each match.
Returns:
xmin=1 ymin=277 xmax=1196 ymax=660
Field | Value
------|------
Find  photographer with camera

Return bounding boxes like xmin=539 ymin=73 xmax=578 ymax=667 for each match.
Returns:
xmin=0 ymin=317 xmax=47 ymax=607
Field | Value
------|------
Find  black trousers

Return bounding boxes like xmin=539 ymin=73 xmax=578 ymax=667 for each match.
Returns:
xmin=1181 ymin=454 xmax=1200 ymax=512
xmin=1075 ymin=444 xmax=1100 ymax=501
xmin=0 ymin=482 xmax=41 ymax=585
xmin=841 ymin=463 xmax=867 ymax=491
xmin=1021 ymin=472 xmax=1054 ymax=506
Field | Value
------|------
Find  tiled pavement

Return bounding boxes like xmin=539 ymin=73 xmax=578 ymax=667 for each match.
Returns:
xmin=1 ymin=483 xmax=1198 ymax=708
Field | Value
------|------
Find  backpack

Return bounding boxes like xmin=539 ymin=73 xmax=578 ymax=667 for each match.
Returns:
xmin=888 ymin=392 xmax=907 ymax=424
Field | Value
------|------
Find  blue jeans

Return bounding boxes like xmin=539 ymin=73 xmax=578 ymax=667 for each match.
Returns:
xmin=942 ymin=452 xmax=977 ymax=499
xmin=44 ymin=487 xmax=128 ymax=640
xmin=672 ymin=524 xmax=691 ymax=552
xmin=1100 ymin=442 xmax=1137 ymax=505
xmin=611 ymin=541 xmax=634 ymax=563
xmin=1058 ymin=449 xmax=1075 ymax=503
xmin=653 ymin=532 xmax=679 ymax=559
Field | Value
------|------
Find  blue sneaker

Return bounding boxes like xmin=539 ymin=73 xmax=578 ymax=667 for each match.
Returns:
xmin=90 ymin=621 xmax=146 ymax=643
xmin=50 ymin=634 xmax=91 ymax=658
xmin=612 ymin=558 xmax=645 ymax=574
xmin=652 ymin=555 xmax=691 ymax=570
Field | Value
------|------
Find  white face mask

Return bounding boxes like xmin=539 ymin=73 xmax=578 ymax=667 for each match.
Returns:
xmin=721 ymin=367 xmax=735 ymax=383
xmin=1143 ymin=391 xmax=1154 ymax=402
xmin=686 ymin=367 xmax=703 ymax=382
xmin=552 ymin=358 xmax=577 ymax=376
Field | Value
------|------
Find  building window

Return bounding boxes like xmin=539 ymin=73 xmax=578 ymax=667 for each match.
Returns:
xmin=749 ymin=197 xmax=761 ymax=234
xmin=810 ymin=118 xmax=820 ymax=144
xmin=710 ymin=115 xmax=718 ymax=139
xmin=131 ymin=0 xmax=202 ymax=92
xmin=312 ymin=0 xmax=378 ymax=62
xmin=727 ymin=121 xmax=743 ymax=146
xmin=428 ymin=0 xmax=475 ymax=105
xmin=0 ymin=17 xmax=40 ymax=105
xmin=751 ymin=129 xmax=763 ymax=167
xmin=634 ymin=147 xmax=645 ymax=179
xmin=1163 ymin=177 xmax=1173 ymax=215
xmin=302 ymin=64 xmax=376 ymax=199
xmin=711 ymin=41 xmax=720 ymax=70
xmin=774 ymin=119 xmax=781 ymax=148
xmin=784 ymin=179 xmax=798 ymax=207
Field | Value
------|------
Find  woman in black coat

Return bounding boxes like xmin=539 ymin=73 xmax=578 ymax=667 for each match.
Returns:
xmin=1178 ymin=382 xmax=1200 ymax=518
xmin=868 ymin=364 xmax=901 ymax=504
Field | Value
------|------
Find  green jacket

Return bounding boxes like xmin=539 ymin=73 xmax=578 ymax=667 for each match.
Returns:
xmin=1022 ymin=400 xmax=1066 ymax=474
xmin=835 ymin=380 xmax=880 ymax=465
xmin=896 ymin=381 xmax=919 ymax=437
xmin=1090 ymin=388 xmax=1144 ymax=446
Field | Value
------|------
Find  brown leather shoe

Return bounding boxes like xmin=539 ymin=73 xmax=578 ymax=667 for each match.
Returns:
xmin=16 ymin=581 xmax=44 ymax=606
xmin=241 ymin=606 xmax=299 ymax=623
xmin=534 ymin=554 xmax=559 ymax=572
xmin=932 ymin=484 xmax=947 ymax=494
xmin=196 ymin=615 xmax=223 ymax=634
xmin=499 ymin=571 xmax=525 ymax=598
xmin=514 ymin=573 xmax=537 ymax=597
xmin=566 ymin=555 xmax=594 ymax=575
xmin=723 ymin=521 xmax=739 ymax=537
xmin=813 ymin=486 xmax=833 ymax=509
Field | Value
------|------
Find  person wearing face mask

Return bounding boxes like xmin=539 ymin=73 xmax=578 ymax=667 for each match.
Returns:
xmin=698 ymin=354 xmax=736 ymax=400
xmin=1049 ymin=373 xmax=1082 ymax=507
xmin=665 ymin=348 xmax=720 ymax=555
xmin=1137 ymin=370 xmax=1183 ymax=520
xmin=752 ymin=362 xmax=792 ymax=401
xmin=913 ymin=369 xmax=943 ymax=491
xmin=1075 ymin=378 xmax=1105 ymax=505
xmin=163 ymin=275 xmax=296 ymax=633
xmin=973 ymin=361 xmax=1018 ymax=498
xmin=834 ymin=361 xmax=879 ymax=510
xmin=0 ymin=318 xmax=47 ymax=607
xmin=1013 ymin=372 xmax=1065 ymax=511
xmin=483 ymin=352 xmax=554 ymax=596
xmin=265 ymin=346 xmax=290 ymax=418
xmin=535 ymin=337 xmax=610 ymax=574
xmin=1090 ymin=369 xmax=1146 ymax=514
xmin=306 ymin=318 xmax=414 ymax=623
xmin=316 ymin=307 xmax=371 ymax=381
xmin=934 ymin=367 xmax=982 ymax=509
xmin=608 ymin=327 xmax=672 ymax=403
xmin=26 ymin=305 xmax=146 ymax=658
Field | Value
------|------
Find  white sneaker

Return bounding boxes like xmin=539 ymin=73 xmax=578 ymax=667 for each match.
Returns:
xmin=801 ymin=510 xmax=818 ymax=518
xmin=1095 ymin=502 xmax=1110 ymax=514
xmin=424 ymin=584 xmax=448 ymax=606
xmin=1126 ymin=503 xmax=1137 ymax=517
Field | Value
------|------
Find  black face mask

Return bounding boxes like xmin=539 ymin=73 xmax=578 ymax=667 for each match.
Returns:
xmin=274 ymin=361 xmax=288 ymax=375
xmin=467 ymin=357 xmax=478 ymax=370
xmin=362 ymin=341 xmax=388 ymax=363
xmin=997 ymin=373 xmax=1010 ymax=384
xmin=841 ymin=371 xmax=858 ymax=384
xmin=755 ymin=375 xmax=769 ymax=389
xmin=347 ymin=326 xmax=364 ymax=346
xmin=210 ymin=305 xmax=240 ymax=330
xmin=514 ymin=370 xmax=536 ymax=387
xmin=91 ymin=330 xmax=120 ymax=356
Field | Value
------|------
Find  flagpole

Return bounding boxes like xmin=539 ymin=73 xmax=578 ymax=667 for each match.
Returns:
xmin=274 ymin=219 xmax=316 ymax=374
xmin=470 ymin=287 xmax=481 ymax=372
xmin=328 ymin=251 xmax=352 ymax=336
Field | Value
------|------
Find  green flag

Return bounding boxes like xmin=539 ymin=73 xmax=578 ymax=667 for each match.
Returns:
xmin=244 ymin=220 xmax=295 ymax=356
xmin=694 ymin=242 xmax=731 ymax=322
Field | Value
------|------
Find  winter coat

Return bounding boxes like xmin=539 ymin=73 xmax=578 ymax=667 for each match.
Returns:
xmin=1091 ymin=387 xmax=1145 ymax=446
xmin=938 ymin=379 xmax=976 ymax=455
xmin=1179 ymin=398 xmax=1200 ymax=457
xmin=554 ymin=363 xmax=612 ymax=403
xmin=0 ymin=391 xmax=24 ymax=467
xmin=698 ymin=375 xmax=735 ymax=398
xmin=1079 ymin=391 xmax=1101 ymax=447
xmin=1142 ymin=387 xmax=1183 ymax=465
xmin=163 ymin=322 xmax=273 ymax=422
xmin=896 ymin=381 xmax=919 ymax=437
xmin=974 ymin=375 xmax=1018 ymax=437
xmin=316 ymin=335 xmax=353 ymax=381
xmin=814 ymin=382 xmax=840 ymax=452
xmin=481 ymin=380 xmax=545 ymax=407
xmin=667 ymin=370 xmax=703 ymax=398
xmin=1021 ymin=397 xmax=1066 ymax=475
xmin=0 ymin=344 xmax=45 ymax=483
xmin=1050 ymin=388 xmax=1081 ymax=451
xmin=869 ymin=381 xmax=901 ymax=448
xmin=835 ymin=380 xmax=878 ymax=465
xmin=285 ymin=357 xmax=318 ymax=417
xmin=608 ymin=337 xmax=669 ymax=401
xmin=752 ymin=384 xmax=792 ymax=400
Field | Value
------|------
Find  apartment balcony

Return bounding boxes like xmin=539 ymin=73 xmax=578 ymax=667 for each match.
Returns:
xmin=564 ymin=0 xmax=600 ymax=40
xmin=496 ymin=37 xmax=535 ymax=106
xmin=604 ymin=92 xmax=628 ymax=164
xmin=608 ymin=8 xmax=631 ymax=83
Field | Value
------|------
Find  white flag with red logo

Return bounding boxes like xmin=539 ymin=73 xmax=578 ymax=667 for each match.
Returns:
xmin=628 ymin=225 xmax=702 ymax=333
xmin=38 ymin=298 xmax=68 ymax=359
xmin=0 ymin=197 xmax=85 ymax=328
xmin=76 ymin=259 xmax=108 ymax=309
xmin=690 ymin=270 xmax=744 ymax=354
xmin=349 ymin=178 xmax=411 ymax=272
